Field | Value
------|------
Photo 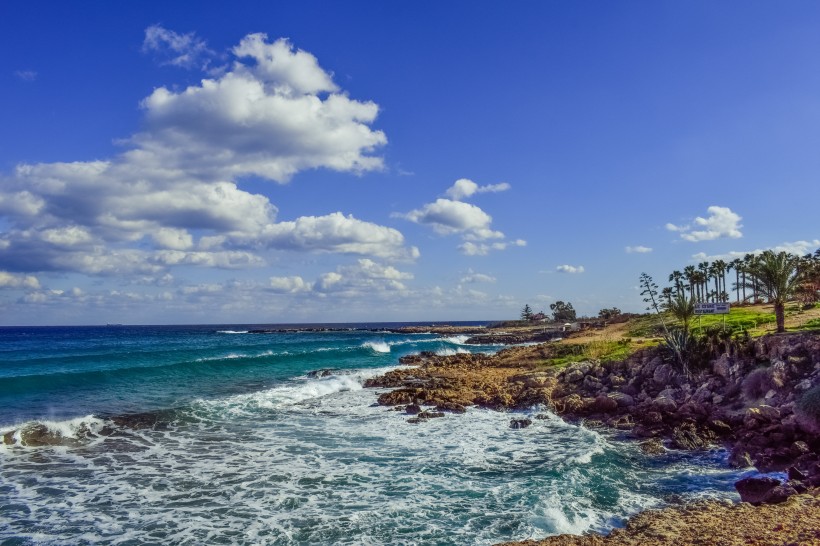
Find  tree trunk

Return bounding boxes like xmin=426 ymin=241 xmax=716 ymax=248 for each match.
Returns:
xmin=775 ymin=301 xmax=785 ymax=333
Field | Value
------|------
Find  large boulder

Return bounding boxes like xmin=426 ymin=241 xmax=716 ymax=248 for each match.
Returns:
xmin=735 ymin=476 xmax=796 ymax=505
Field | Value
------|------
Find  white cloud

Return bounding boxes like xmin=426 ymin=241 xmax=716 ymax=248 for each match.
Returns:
xmin=445 ymin=178 xmax=510 ymax=201
xmin=135 ymin=35 xmax=386 ymax=183
xmin=625 ymin=245 xmax=652 ymax=254
xmin=0 ymin=33 xmax=411 ymax=280
xmin=314 ymin=259 xmax=413 ymax=295
xmin=142 ymin=25 xmax=212 ymax=69
xmin=398 ymin=199 xmax=503 ymax=240
xmin=269 ymin=275 xmax=311 ymax=293
xmin=458 ymin=239 xmax=526 ymax=256
xmin=257 ymin=213 xmax=417 ymax=260
xmin=556 ymin=264 xmax=585 ymax=274
xmin=0 ymin=271 xmax=40 ymax=289
xmin=667 ymin=206 xmax=743 ymax=242
xmin=692 ymin=238 xmax=820 ymax=262
xmin=398 ymin=179 xmax=521 ymax=255
xmin=460 ymin=270 xmax=496 ymax=284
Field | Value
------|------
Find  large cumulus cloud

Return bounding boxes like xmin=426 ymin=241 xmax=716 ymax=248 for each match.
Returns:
xmin=0 ymin=31 xmax=413 ymax=280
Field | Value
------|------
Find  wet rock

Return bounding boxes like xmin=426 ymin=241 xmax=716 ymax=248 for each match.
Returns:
xmin=670 ymin=422 xmax=716 ymax=450
xmin=787 ymin=466 xmax=807 ymax=481
xmin=405 ymin=403 xmax=422 ymax=415
xmin=509 ymin=418 xmax=532 ymax=429
xmin=728 ymin=449 xmax=754 ymax=468
xmin=435 ymin=402 xmax=466 ymax=414
xmin=735 ymin=476 xmax=781 ymax=505
xmin=639 ymin=437 xmax=666 ymax=455
xmin=417 ymin=411 xmax=445 ymax=419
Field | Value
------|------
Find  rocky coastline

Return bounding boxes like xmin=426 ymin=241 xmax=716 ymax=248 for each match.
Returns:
xmin=364 ymin=332 xmax=820 ymax=545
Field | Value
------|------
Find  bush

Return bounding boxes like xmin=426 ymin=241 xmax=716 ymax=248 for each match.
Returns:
xmin=796 ymin=385 xmax=820 ymax=433
xmin=742 ymin=367 xmax=774 ymax=400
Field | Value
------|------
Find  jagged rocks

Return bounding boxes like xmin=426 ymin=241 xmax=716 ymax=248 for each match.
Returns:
xmin=670 ymin=421 xmax=717 ymax=450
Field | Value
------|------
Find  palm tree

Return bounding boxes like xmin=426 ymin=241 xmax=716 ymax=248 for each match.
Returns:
xmin=712 ymin=259 xmax=727 ymax=302
xmin=698 ymin=261 xmax=710 ymax=302
xmin=683 ymin=265 xmax=697 ymax=300
xmin=729 ymin=258 xmax=742 ymax=303
xmin=668 ymin=270 xmax=685 ymax=295
xmin=739 ymin=251 xmax=802 ymax=333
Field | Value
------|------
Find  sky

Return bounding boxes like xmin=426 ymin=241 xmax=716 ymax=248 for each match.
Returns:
xmin=1 ymin=1 xmax=819 ymax=325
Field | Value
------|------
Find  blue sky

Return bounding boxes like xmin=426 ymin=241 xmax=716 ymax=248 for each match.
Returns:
xmin=1 ymin=2 xmax=819 ymax=325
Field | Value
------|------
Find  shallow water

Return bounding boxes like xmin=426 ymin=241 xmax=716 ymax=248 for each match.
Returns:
xmin=0 ymin=325 xmax=746 ymax=545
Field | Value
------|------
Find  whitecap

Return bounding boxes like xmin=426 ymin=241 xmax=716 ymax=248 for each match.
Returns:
xmin=362 ymin=340 xmax=391 ymax=353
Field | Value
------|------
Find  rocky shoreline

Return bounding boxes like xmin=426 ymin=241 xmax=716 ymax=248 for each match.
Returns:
xmin=364 ymin=332 xmax=820 ymax=544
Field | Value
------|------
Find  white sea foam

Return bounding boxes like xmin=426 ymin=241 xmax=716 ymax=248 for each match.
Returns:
xmin=444 ymin=335 xmax=471 ymax=345
xmin=217 ymin=330 xmax=249 ymax=334
xmin=435 ymin=347 xmax=470 ymax=356
xmin=361 ymin=340 xmax=391 ymax=353
xmin=0 ymin=378 xmax=748 ymax=545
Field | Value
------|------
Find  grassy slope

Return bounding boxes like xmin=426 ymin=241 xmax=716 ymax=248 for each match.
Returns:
xmin=523 ymin=302 xmax=820 ymax=369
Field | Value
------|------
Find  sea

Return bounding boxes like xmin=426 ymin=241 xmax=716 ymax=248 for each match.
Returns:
xmin=0 ymin=323 xmax=751 ymax=545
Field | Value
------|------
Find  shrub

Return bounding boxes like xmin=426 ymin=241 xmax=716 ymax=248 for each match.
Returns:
xmin=742 ymin=367 xmax=774 ymax=399
xmin=796 ymin=385 xmax=820 ymax=433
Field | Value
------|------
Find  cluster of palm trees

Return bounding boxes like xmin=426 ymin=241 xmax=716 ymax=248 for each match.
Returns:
xmin=662 ymin=249 xmax=820 ymax=333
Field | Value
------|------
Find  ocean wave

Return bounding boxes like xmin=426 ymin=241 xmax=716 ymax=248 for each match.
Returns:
xmin=1 ymin=415 xmax=109 ymax=448
xmin=361 ymin=341 xmax=391 ymax=353
xmin=216 ymin=330 xmax=249 ymax=334
xmin=443 ymin=335 xmax=471 ymax=345
xmin=435 ymin=347 xmax=470 ymax=356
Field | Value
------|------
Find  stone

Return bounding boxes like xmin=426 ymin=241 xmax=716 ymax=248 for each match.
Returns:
xmin=592 ymin=395 xmax=619 ymax=413
xmin=405 ymin=404 xmax=422 ymax=415
xmin=735 ymin=476 xmax=781 ymax=505
xmin=670 ymin=422 xmax=716 ymax=450
xmin=510 ymin=419 xmax=532 ymax=429
xmin=564 ymin=369 xmax=584 ymax=383
xmin=436 ymin=402 xmax=466 ymax=413
xmin=728 ymin=449 xmax=754 ymax=468
xmin=607 ymin=392 xmax=635 ymax=407
xmin=652 ymin=395 xmax=678 ymax=413
xmin=653 ymin=363 xmax=675 ymax=387
xmin=639 ymin=438 xmax=666 ymax=455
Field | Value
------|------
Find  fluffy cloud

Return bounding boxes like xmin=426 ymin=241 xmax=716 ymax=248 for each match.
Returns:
xmin=0 ymin=32 xmax=411 ymax=281
xmin=398 ymin=199 xmax=503 ymax=240
xmin=445 ymin=178 xmax=510 ymax=201
xmin=667 ymin=206 xmax=743 ymax=242
xmin=556 ymin=264 xmax=585 ymax=274
xmin=692 ymin=239 xmax=820 ymax=262
xmin=142 ymin=25 xmax=213 ymax=69
xmin=0 ymin=271 xmax=40 ymax=289
xmin=625 ymin=245 xmax=652 ymax=254
xmin=268 ymin=276 xmax=312 ymax=293
xmin=135 ymin=34 xmax=386 ymax=183
xmin=256 ymin=213 xmax=417 ymax=260
xmin=315 ymin=259 xmax=413 ymax=295
xmin=397 ymin=179 xmax=523 ymax=255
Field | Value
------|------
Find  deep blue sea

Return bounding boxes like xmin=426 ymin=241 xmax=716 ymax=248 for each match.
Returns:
xmin=0 ymin=324 xmax=748 ymax=545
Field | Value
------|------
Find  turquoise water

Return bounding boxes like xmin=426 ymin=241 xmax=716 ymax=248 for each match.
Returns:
xmin=0 ymin=325 xmax=746 ymax=545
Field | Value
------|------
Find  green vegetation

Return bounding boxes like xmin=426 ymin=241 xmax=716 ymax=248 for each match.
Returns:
xmin=796 ymin=318 xmax=820 ymax=331
xmin=535 ymin=338 xmax=639 ymax=368
xmin=550 ymin=301 xmax=576 ymax=322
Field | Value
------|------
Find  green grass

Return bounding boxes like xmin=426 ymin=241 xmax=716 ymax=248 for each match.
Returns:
xmin=796 ymin=318 xmax=820 ymax=331
xmin=535 ymin=339 xmax=641 ymax=368
xmin=687 ymin=306 xmax=775 ymax=333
